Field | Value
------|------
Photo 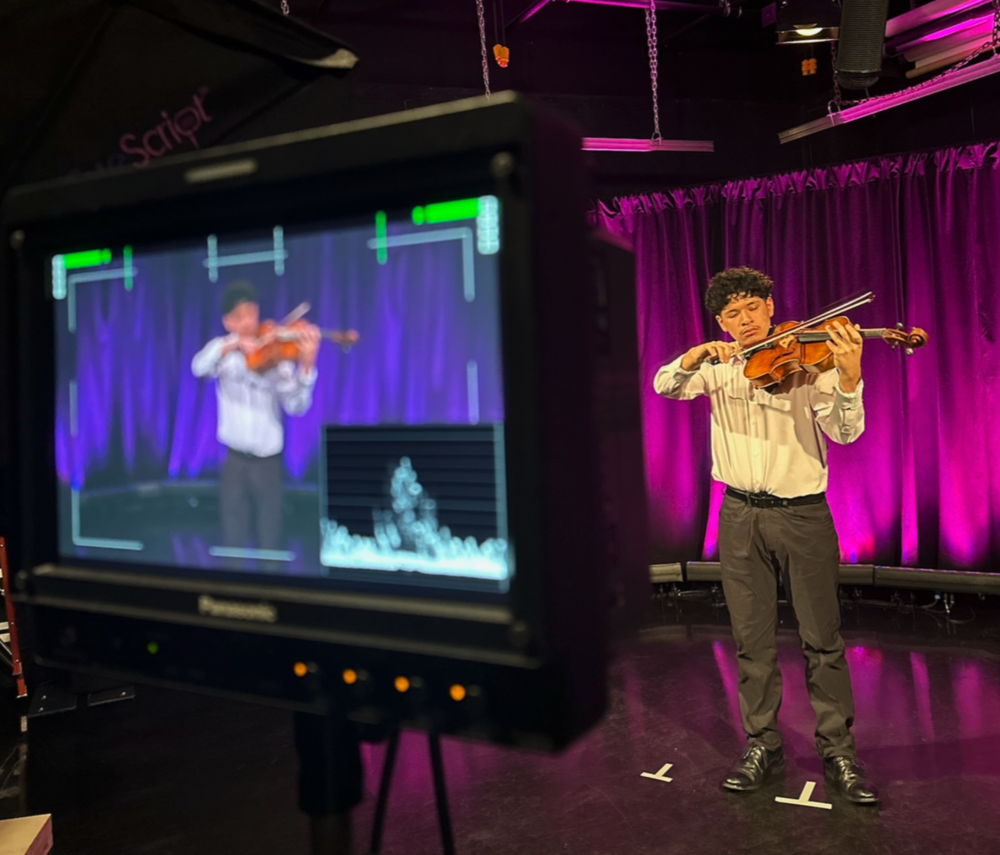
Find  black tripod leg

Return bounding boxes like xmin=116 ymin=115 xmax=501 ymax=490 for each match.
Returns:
xmin=369 ymin=724 xmax=401 ymax=855
xmin=428 ymin=732 xmax=456 ymax=855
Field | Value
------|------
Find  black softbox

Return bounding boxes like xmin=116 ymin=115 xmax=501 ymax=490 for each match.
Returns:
xmin=0 ymin=0 xmax=358 ymax=195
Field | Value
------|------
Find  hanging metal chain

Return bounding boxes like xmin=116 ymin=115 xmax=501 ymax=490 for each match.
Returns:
xmin=645 ymin=0 xmax=661 ymax=141
xmin=477 ymin=0 xmax=492 ymax=99
xmin=992 ymin=0 xmax=1000 ymax=55
xmin=280 ymin=0 xmax=289 ymax=15
xmin=830 ymin=41 xmax=843 ymax=109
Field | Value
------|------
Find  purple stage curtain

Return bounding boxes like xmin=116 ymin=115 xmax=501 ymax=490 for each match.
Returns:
xmin=594 ymin=141 xmax=1000 ymax=571
xmin=57 ymin=222 xmax=502 ymax=491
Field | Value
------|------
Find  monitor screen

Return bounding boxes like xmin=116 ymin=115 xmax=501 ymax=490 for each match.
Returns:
xmin=51 ymin=197 xmax=510 ymax=598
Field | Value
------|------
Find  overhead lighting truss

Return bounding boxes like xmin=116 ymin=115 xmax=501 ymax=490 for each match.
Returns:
xmin=581 ymin=137 xmax=715 ymax=151
xmin=778 ymin=51 xmax=1000 ymax=143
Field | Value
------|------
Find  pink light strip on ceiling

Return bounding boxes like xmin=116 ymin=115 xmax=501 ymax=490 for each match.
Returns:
xmin=573 ymin=0 xmax=680 ymax=6
xmin=513 ymin=0 xmax=554 ymax=24
xmin=893 ymin=11 xmax=993 ymax=52
xmin=778 ymin=53 xmax=1000 ymax=143
xmin=885 ymin=0 xmax=989 ymax=38
xmin=569 ymin=0 xmax=727 ymax=12
xmin=904 ymin=22 xmax=992 ymax=63
xmin=906 ymin=40 xmax=985 ymax=77
xmin=904 ymin=26 xmax=993 ymax=67
xmin=919 ymin=13 xmax=992 ymax=41
xmin=582 ymin=137 xmax=716 ymax=151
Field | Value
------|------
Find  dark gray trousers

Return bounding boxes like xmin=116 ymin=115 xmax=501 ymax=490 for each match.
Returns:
xmin=220 ymin=450 xmax=284 ymax=554
xmin=718 ymin=492 xmax=856 ymax=759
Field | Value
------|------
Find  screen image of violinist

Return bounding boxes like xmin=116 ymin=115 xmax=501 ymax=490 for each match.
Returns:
xmin=50 ymin=199 xmax=510 ymax=597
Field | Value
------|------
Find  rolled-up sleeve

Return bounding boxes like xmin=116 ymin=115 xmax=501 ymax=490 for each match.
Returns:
xmin=653 ymin=356 xmax=710 ymax=400
xmin=191 ymin=337 xmax=229 ymax=378
xmin=811 ymin=372 xmax=865 ymax=445
xmin=274 ymin=363 xmax=317 ymax=416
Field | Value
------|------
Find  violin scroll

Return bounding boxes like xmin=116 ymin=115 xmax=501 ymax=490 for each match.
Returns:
xmin=883 ymin=325 xmax=929 ymax=355
xmin=330 ymin=329 xmax=360 ymax=353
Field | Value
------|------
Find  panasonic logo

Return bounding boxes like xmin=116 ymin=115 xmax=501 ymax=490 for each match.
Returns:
xmin=198 ymin=595 xmax=278 ymax=624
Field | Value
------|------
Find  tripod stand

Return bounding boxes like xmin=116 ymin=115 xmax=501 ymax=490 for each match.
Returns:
xmin=369 ymin=724 xmax=455 ymax=855
xmin=298 ymin=709 xmax=456 ymax=855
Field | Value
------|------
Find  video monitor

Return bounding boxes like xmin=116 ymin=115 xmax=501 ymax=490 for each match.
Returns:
xmin=2 ymin=94 xmax=647 ymax=748
xmin=51 ymin=202 xmax=510 ymax=599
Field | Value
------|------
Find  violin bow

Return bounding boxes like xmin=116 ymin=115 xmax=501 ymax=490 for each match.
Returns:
xmin=278 ymin=301 xmax=311 ymax=326
xmin=738 ymin=290 xmax=875 ymax=358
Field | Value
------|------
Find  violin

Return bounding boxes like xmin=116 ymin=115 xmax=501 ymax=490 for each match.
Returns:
xmin=243 ymin=302 xmax=360 ymax=374
xmin=736 ymin=291 xmax=928 ymax=390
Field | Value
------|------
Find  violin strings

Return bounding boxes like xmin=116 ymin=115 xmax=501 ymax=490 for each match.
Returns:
xmin=742 ymin=292 xmax=875 ymax=355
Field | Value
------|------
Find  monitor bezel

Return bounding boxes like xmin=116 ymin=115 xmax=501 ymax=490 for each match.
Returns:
xmin=3 ymin=93 xmax=604 ymax=679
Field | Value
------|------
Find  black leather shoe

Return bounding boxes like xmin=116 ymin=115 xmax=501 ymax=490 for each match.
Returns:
xmin=824 ymin=756 xmax=880 ymax=805
xmin=722 ymin=743 xmax=784 ymax=793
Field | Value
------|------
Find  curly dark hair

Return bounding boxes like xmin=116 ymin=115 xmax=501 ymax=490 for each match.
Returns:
xmin=704 ymin=267 xmax=774 ymax=316
xmin=221 ymin=279 xmax=258 ymax=316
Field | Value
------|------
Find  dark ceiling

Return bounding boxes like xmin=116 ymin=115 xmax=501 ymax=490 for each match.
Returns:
xmin=256 ymin=0 xmax=1000 ymax=194
xmin=258 ymin=0 xmax=819 ymax=190
xmin=3 ymin=0 xmax=999 ymax=196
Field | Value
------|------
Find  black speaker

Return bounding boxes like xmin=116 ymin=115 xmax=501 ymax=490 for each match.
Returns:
xmin=836 ymin=0 xmax=891 ymax=90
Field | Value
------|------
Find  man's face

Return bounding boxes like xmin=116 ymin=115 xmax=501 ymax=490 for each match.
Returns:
xmin=716 ymin=292 xmax=774 ymax=348
xmin=222 ymin=301 xmax=260 ymax=338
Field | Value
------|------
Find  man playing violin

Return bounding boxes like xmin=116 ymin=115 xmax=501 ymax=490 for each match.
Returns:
xmin=194 ymin=282 xmax=363 ymax=853
xmin=191 ymin=279 xmax=321 ymax=566
xmin=653 ymin=266 xmax=878 ymax=805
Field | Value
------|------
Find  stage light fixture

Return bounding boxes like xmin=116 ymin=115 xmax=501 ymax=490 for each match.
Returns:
xmin=776 ymin=0 xmax=841 ymax=44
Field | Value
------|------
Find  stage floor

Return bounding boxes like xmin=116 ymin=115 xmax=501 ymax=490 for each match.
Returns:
xmin=3 ymin=592 xmax=1000 ymax=854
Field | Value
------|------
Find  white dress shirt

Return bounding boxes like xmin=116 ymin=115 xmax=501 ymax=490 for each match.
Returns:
xmin=191 ymin=335 xmax=316 ymax=458
xmin=653 ymin=354 xmax=865 ymax=498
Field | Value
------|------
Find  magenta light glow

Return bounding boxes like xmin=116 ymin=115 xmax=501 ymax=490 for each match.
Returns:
xmin=910 ymin=652 xmax=936 ymax=741
xmin=582 ymin=137 xmax=715 ymax=152
xmin=712 ymin=640 xmax=742 ymax=731
xmin=513 ymin=0 xmax=553 ymax=24
xmin=904 ymin=34 xmax=992 ymax=76
xmin=886 ymin=0 xmax=991 ymax=39
xmin=700 ymin=481 xmax=726 ymax=559
xmin=898 ymin=12 xmax=993 ymax=49
xmin=571 ymin=0 xmax=724 ymax=9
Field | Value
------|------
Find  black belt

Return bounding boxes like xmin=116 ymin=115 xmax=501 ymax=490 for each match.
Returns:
xmin=226 ymin=448 xmax=281 ymax=462
xmin=726 ymin=487 xmax=825 ymax=509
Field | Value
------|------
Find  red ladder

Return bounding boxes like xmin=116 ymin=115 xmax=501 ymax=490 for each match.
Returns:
xmin=0 ymin=537 xmax=27 ymax=699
